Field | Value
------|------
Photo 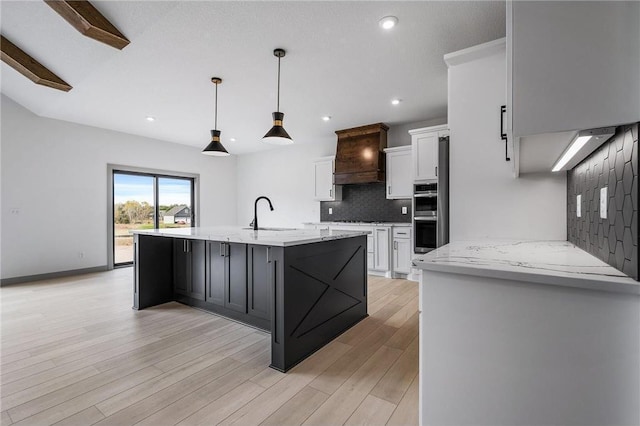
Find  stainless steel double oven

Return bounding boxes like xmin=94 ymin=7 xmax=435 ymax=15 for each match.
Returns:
xmin=413 ymin=136 xmax=449 ymax=253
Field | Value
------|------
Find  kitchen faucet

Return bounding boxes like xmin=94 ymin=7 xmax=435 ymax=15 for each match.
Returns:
xmin=251 ymin=196 xmax=274 ymax=230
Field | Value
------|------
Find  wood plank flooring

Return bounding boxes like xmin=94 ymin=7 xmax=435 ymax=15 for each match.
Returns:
xmin=0 ymin=269 xmax=418 ymax=426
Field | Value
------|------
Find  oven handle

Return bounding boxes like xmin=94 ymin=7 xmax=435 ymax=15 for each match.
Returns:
xmin=413 ymin=193 xmax=437 ymax=198
xmin=414 ymin=217 xmax=437 ymax=221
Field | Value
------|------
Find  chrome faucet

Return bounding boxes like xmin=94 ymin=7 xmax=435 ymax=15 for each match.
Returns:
xmin=251 ymin=196 xmax=274 ymax=230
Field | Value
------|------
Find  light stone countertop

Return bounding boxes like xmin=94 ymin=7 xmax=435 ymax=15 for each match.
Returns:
xmin=413 ymin=240 xmax=640 ymax=295
xmin=304 ymin=222 xmax=411 ymax=227
xmin=132 ymin=226 xmax=368 ymax=247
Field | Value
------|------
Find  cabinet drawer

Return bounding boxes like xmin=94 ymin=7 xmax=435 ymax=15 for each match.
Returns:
xmin=393 ymin=227 xmax=411 ymax=239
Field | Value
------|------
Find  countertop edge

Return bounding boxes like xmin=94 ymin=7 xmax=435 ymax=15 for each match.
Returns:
xmin=132 ymin=229 xmax=369 ymax=247
xmin=413 ymin=260 xmax=640 ymax=295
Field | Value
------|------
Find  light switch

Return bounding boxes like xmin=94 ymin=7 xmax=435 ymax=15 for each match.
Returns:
xmin=402 ymin=206 xmax=408 ymax=214
xmin=576 ymin=195 xmax=581 ymax=217
xmin=600 ymin=187 xmax=607 ymax=219
xmin=328 ymin=207 xmax=333 ymax=215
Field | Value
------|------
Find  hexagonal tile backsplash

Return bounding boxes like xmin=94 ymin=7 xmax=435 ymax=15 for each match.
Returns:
xmin=320 ymin=183 xmax=412 ymax=223
xmin=568 ymin=123 xmax=639 ymax=280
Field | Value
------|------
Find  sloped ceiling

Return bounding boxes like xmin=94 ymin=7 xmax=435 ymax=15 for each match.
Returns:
xmin=0 ymin=1 xmax=505 ymax=154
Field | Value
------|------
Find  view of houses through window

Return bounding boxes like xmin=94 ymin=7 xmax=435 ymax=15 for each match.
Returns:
xmin=113 ymin=171 xmax=194 ymax=265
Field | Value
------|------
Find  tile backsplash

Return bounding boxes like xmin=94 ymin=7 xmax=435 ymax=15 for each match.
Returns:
xmin=567 ymin=123 xmax=639 ymax=279
xmin=320 ymin=183 xmax=412 ymax=222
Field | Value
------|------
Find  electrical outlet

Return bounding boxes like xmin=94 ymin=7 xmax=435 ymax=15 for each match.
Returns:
xmin=402 ymin=206 xmax=408 ymax=215
xmin=328 ymin=208 xmax=333 ymax=215
xmin=576 ymin=195 xmax=581 ymax=217
xmin=600 ymin=187 xmax=607 ymax=219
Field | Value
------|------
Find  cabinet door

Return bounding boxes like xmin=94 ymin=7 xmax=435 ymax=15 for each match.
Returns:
xmin=247 ymin=245 xmax=271 ymax=320
xmin=386 ymin=150 xmax=412 ymax=199
xmin=413 ymin=132 xmax=439 ymax=181
xmin=374 ymin=228 xmax=390 ymax=271
xmin=173 ymin=239 xmax=190 ymax=296
xmin=225 ymin=243 xmax=247 ymax=313
xmin=207 ymin=241 xmax=226 ymax=307
xmin=190 ymin=240 xmax=206 ymax=301
xmin=314 ymin=160 xmax=333 ymax=200
xmin=393 ymin=238 xmax=411 ymax=274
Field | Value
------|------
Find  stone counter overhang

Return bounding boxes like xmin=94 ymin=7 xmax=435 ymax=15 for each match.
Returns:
xmin=132 ymin=226 xmax=369 ymax=247
xmin=413 ymin=240 xmax=640 ymax=295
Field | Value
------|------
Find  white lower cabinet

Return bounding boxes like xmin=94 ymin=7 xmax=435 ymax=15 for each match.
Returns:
xmin=393 ymin=238 xmax=411 ymax=274
xmin=372 ymin=227 xmax=390 ymax=271
xmin=392 ymin=226 xmax=412 ymax=275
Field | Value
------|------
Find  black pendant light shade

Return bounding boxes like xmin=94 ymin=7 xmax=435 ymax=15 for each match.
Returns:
xmin=202 ymin=129 xmax=229 ymax=156
xmin=263 ymin=111 xmax=292 ymax=144
xmin=263 ymin=48 xmax=293 ymax=145
xmin=202 ymin=77 xmax=230 ymax=156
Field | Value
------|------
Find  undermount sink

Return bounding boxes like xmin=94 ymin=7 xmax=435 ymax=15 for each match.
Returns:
xmin=242 ymin=227 xmax=297 ymax=231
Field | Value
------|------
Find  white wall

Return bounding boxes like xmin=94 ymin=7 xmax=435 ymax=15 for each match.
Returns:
xmin=1 ymin=96 xmax=237 ymax=280
xmin=448 ymin=44 xmax=567 ymax=241
xmin=236 ymin=141 xmax=335 ymax=228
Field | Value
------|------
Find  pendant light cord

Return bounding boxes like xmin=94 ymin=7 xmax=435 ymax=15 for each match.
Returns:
xmin=214 ymin=81 xmax=218 ymax=130
xmin=276 ymin=55 xmax=281 ymax=112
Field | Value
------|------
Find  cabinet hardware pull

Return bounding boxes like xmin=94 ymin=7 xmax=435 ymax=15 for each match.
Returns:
xmin=266 ymin=247 xmax=271 ymax=263
xmin=394 ymin=241 xmax=398 ymax=249
xmin=183 ymin=240 xmax=187 ymax=252
xmin=388 ymin=186 xmax=391 ymax=195
xmin=220 ymin=242 xmax=225 ymax=257
xmin=501 ymin=105 xmax=511 ymax=161
xmin=329 ymin=188 xmax=332 ymax=198
xmin=435 ymin=166 xmax=438 ymax=177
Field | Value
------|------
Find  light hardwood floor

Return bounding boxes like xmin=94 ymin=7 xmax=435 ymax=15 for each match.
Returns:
xmin=0 ymin=268 xmax=418 ymax=426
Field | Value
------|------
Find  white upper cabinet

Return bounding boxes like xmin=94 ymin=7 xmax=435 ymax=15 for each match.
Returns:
xmin=384 ymin=146 xmax=412 ymax=199
xmin=313 ymin=156 xmax=342 ymax=201
xmin=507 ymin=1 xmax=640 ymax=139
xmin=410 ymin=125 xmax=448 ymax=182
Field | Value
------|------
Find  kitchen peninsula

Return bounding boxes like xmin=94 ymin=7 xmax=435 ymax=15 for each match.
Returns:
xmin=132 ymin=226 xmax=368 ymax=372
xmin=414 ymin=240 xmax=640 ymax=426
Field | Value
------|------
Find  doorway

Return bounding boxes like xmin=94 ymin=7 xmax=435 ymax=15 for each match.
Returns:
xmin=109 ymin=166 xmax=197 ymax=267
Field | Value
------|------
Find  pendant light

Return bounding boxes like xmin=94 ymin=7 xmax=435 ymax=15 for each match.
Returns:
xmin=202 ymin=77 xmax=230 ymax=156
xmin=263 ymin=48 xmax=293 ymax=145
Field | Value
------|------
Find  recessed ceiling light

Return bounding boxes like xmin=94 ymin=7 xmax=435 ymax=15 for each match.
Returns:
xmin=379 ymin=16 xmax=398 ymax=30
xmin=146 ymin=116 xmax=156 ymax=122
xmin=322 ymin=116 xmax=331 ymax=122
xmin=391 ymin=99 xmax=401 ymax=105
xmin=230 ymin=138 xmax=236 ymax=142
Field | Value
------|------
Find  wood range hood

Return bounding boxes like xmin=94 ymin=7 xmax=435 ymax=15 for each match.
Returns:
xmin=334 ymin=123 xmax=389 ymax=185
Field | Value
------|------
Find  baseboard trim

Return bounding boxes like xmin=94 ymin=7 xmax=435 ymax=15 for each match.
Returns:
xmin=1 ymin=265 xmax=110 ymax=286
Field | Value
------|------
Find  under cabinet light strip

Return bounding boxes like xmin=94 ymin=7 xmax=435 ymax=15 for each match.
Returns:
xmin=552 ymin=135 xmax=592 ymax=172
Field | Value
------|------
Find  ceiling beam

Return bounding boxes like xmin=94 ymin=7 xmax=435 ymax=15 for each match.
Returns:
xmin=44 ymin=0 xmax=130 ymax=50
xmin=0 ymin=35 xmax=72 ymax=92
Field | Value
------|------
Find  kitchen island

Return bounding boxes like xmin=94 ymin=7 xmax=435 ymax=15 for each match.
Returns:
xmin=132 ymin=226 xmax=368 ymax=372
xmin=413 ymin=240 xmax=640 ymax=426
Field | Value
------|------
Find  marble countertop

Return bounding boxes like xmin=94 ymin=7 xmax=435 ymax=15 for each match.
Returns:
xmin=304 ymin=222 xmax=411 ymax=227
xmin=413 ymin=240 xmax=640 ymax=295
xmin=132 ymin=226 xmax=368 ymax=247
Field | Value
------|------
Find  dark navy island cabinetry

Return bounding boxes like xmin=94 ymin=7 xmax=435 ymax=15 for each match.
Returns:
xmin=173 ymin=238 xmax=206 ymax=301
xmin=132 ymin=227 xmax=368 ymax=372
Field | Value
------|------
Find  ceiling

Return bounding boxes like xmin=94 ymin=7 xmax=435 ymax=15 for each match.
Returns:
xmin=0 ymin=1 xmax=505 ymax=155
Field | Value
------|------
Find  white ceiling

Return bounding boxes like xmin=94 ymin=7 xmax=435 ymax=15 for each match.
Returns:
xmin=0 ymin=1 xmax=505 ymax=155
